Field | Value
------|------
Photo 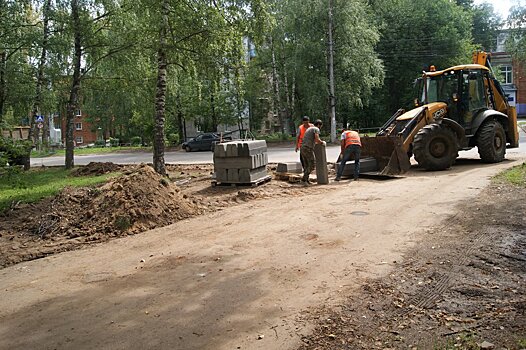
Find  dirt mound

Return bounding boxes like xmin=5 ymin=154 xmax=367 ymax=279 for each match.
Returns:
xmin=72 ymin=162 xmax=122 ymax=176
xmin=38 ymin=164 xmax=199 ymax=239
xmin=0 ymin=164 xmax=201 ymax=267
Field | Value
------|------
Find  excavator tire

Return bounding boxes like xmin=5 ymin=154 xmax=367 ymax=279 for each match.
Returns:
xmin=413 ymin=123 xmax=458 ymax=171
xmin=477 ymin=120 xmax=506 ymax=163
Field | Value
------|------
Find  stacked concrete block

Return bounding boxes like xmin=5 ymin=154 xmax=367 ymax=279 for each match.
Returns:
xmin=213 ymin=140 xmax=269 ymax=184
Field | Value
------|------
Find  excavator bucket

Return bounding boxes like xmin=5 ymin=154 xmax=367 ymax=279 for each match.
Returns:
xmin=360 ymin=136 xmax=411 ymax=176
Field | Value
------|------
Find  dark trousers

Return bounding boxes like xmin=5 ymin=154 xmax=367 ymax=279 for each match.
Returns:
xmin=336 ymin=144 xmax=361 ymax=179
xmin=300 ymin=146 xmax=315 ymax=182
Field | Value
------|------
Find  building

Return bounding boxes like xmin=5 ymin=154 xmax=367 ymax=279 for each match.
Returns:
xmin=492 ymin=32 xmax=526 ymax=117
xmin=59 ymin=109 xmax=98 ymax=146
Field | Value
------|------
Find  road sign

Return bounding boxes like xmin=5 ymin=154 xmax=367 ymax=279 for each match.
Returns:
xmin=37 ymin=123 xmax=43 ymax=129
xmin=35 ymin=115 xmax=44 ymax=123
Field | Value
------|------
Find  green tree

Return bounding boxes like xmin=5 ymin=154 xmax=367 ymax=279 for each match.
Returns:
xmin=358 ymin=0 xmax=474 ymax=126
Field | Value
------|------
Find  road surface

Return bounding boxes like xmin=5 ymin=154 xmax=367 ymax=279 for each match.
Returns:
xmin=30 ymin=144 xmax=342 ymax=167
xmin=31 ymin=128 xmax=526 ymax=167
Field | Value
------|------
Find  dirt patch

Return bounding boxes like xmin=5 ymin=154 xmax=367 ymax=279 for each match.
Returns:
xmin=71 ymin=161 xmax=123 ymax=176
xmin=298 ymin=183 xmax=526 ymax=349
xmin=0 ymin=164 xmax=200 ymax=267
xmin=0 ymin=162 xmax=340 ymax=268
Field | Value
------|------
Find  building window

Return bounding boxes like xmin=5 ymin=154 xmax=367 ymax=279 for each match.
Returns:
xmin=75 ymin=109 xmax=82 ymax=116
xmin=75 ymin=136 xmax=83 ymax=144
xmin=75 ymin=122 xmax=82 ymax=130
xmin=500 ymin=65 xmax=512 ymax=85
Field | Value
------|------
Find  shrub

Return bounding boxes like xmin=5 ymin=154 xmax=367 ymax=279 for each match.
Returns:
xmin=167 ymin=133 xmax=180 ymax=146
xmin=130 ymin=136 xmax=142 ymax=146
xmin=0 ymin=136 xmax=32 ymax=169
xmin=94 ymin=140 xmax=105 ymax=147
xmin=109 ymin=137 xmax=119 ymax=147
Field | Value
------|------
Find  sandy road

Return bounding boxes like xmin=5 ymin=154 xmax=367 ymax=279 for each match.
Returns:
xmin=1 ymin=155 xmax=525 ymax=349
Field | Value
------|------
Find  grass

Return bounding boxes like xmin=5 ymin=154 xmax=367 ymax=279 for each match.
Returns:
xmin=494 ymin=162 xmax=526 ymax=187
xmin=31 ymin=146 xmax=151 ymax=158
xmin=0 ymin=167 xmax=118 ymax=212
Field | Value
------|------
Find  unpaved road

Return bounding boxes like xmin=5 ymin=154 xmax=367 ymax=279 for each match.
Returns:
xmin=1 ymin=155 xmax=525 ymax=349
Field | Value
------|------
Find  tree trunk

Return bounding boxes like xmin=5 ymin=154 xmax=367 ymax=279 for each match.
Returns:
xmin=153 ymin=0 xmax=169 ymax=176
xmin=176 ymin=90 xmax=185 ymax=143
xmin=0 ymin=51 xmax=6 ymax=124
xmin=29 ymin=0 xmax=51 ymax=146
xmin=270 ymin=37 xmax=288 ymax=134
xmin=66 ymin=0 xmax=82 ymax=169
xmin=327 ymin=0 xmax=337 ymax=142
xmin=210 ymin=83 xmax=217 ymax=131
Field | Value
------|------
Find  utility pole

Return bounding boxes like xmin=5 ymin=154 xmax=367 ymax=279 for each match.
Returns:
xmin=327 ymin=0 xmax=336 ymax=142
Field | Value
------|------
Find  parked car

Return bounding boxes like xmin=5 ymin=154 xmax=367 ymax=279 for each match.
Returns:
xmin=182 ymin=132 xmax=232 ymax=152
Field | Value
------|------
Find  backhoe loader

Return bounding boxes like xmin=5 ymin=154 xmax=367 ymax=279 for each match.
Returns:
xmin=362 ymin=51 xmax=520 ymax=175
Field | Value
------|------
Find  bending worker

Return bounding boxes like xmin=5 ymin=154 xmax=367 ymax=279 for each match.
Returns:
xmin=300 ymin=119 xmax=325 ymax=184
xmin=335 ymin=128 xmax=361 ymax=181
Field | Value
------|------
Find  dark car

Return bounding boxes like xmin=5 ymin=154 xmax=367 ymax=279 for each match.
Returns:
xmin=182 ymin=133 xmax=232 ymax=152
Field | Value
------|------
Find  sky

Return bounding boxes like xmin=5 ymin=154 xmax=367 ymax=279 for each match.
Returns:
xmin=473 ymin=0 xmax=523 ymax=20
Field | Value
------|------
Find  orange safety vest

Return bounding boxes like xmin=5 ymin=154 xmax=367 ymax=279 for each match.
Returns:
xmin=297 ymin=123 xmax=314 ymax=148
xmin=343 ymin=130 xmax=361 ymax=148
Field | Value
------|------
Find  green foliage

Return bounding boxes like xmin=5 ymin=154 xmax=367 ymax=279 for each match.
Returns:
xmin=130 ymin=136 xmax=142 ymax=146
xmin=94 ymin=140 xmax=105 ymax=147
xmin=507 ymin=5 xmax=526 ymax=60
xmin=357 ymin=0 xmax=475 ymax=126
xmin=258 ymin=132 xmax=294 ymax=142
xmin=0 ymin=167 xmax=117 ymax=213
xmin=114 ymin=215 xmax=132 ymax=231
xmin=109 ymin=138 xmax=119 ymax=147
xmin=166 ymin=133 xmax=179 ymax=146
xmin=0 ymin=136 xmax=32 ymax=167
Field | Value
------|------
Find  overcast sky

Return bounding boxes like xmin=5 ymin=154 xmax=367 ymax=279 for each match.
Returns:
xmin=473 ymin=0 xmax=524 ymax=20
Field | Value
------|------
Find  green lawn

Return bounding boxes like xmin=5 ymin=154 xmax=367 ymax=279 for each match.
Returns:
xmin=0 ymin=167 xmax=117 ymax=212
xmin=494 ymin=162 xmax=526 ymax=187
xmin=32 ymin=146 xmax=151 ymax=158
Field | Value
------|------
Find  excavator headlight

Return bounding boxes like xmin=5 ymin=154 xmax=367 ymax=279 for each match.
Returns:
xmin=452 ymin=93 xmax=459 ymax=102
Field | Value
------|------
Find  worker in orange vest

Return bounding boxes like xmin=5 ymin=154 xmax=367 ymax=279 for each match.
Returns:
xmin=295 ymin=116 xmax=314 ymax=170
xmin=335 ymin=128 xmax=362 ymax=181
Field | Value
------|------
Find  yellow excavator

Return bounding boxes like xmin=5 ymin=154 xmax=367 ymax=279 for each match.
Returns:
xmin=362 ymin=51 xmax=520 ymax=175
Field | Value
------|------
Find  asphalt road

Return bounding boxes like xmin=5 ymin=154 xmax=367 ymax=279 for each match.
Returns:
xmin=30 ymin=145 xmax=344 ymax=167
xmin=31 ymin=130 xmax=526 ymax=167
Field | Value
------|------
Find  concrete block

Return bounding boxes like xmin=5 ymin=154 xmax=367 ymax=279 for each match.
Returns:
xmin=238 ymin=166 xmax=268 ymax=183
xmin=227 ymin=168 xmax=239 ymax=182
xmin=238 ymin=140 xmax=268 ymax=156
xmin=214 ymin=153 xmax=268 ymax=169
xmin=226 ymin=143 xmax=239 ymax=157
xmin=314 ymin=143 xmax=329 ymax=184
xmin=336 ymin=157 xmax=378 ymax=177
xmin=214 ymin=143 xmax=227 ymax=158
xmin=276 ymin=162 xmax=302 ymax=174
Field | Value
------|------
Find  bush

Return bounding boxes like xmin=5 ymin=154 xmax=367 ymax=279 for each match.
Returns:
xmin=94 ymin=140 xmax=105 ymax=147
xmin=130 ymin=136 xmax=142 ymax=146
xmin=109 ymin=138 xmax=119 ymax=147
xmin=167 ymin=133 xmax=180 ymax=146
xmin=0 ymin=136 xmax=32 ymax=169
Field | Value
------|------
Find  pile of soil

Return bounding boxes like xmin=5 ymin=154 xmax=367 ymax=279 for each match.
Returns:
xmin=71 ymin=161 xmax=122 ymax=176
xmin=0 ymin=164 xmax=200 ymax=267
xmin=298 ymin=182 xmax=526 ymax=349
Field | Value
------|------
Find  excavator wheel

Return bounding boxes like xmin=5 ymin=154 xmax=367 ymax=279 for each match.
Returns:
xmin=476 ymin=120 xmax=506 ymax=163
xmin=413 ymin=123 xmax=458 ymax=171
